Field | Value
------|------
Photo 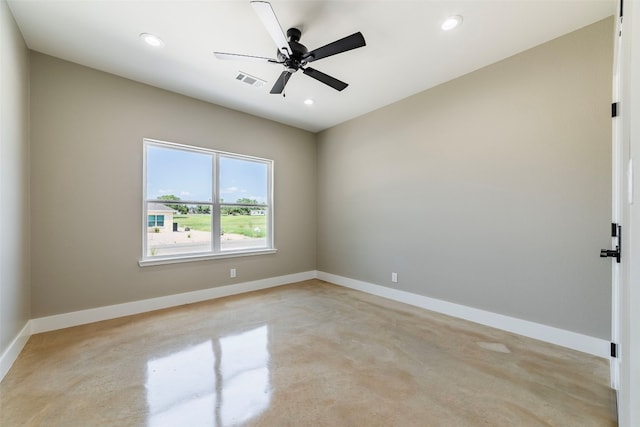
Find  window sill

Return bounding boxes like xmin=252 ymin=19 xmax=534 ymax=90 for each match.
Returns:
xmin=138 ymin=248 xmax=277 ymax=267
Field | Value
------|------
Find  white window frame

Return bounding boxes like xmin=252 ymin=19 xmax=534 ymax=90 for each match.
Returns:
xmin=139 ymin=138 xmax=275 ymax=267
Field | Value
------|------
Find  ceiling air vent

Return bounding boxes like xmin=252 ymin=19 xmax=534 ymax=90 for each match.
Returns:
xmin=235 ymin=72 xmax=266 ymax=88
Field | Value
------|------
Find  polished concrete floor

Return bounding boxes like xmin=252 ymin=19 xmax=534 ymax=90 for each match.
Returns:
xmin=0 ymin=280 xmax=616 ymax=426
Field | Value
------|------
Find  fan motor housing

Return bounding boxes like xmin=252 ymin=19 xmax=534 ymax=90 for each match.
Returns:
xmin=278 ymin=27 xmax=307 ymax=72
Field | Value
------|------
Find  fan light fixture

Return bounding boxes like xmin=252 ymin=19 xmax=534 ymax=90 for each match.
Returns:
xmin=441 ymin=15 xmax=463 ymax=31
xmin=304 ymin=98 xmax=314 ymax=105
xmin=140 ymin=33 xmax=165 ymax=47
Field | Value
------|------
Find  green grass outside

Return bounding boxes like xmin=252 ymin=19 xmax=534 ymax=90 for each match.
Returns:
xmin=173 ymin=214 xmax=267 ymax=238
xmin=173 ymin=215 xmax=211 ymax=231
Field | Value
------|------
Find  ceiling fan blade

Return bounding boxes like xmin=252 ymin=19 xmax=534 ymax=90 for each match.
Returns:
xmin=250 ymin=1 xmax=290 ymax=57
xmin=214 ymin=52 xmax=280 ymax=63
xmin=270 ymin=71 xmax=292 ymax=94
xmin=303 ymin=32 xmax=366 ymax=63
xmin=303 ymin=67 xmax=348 ymax=91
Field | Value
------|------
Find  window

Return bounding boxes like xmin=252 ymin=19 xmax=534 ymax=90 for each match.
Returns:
xmin=141 ymin=139 xmax=274 ymax=265
xmin=148 ymin=215 xmax=165 ymax=227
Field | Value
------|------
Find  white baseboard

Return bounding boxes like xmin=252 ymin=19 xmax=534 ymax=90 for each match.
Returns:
xmin=0 ymin=321 xmax=31 ymax=382
xmin=3 ymin=269 xmax=608 ymax=385
xmin=30 ymin=271 xmax=316 ymax=334
xmin=317 ymin=271 xmax=610 ymax=359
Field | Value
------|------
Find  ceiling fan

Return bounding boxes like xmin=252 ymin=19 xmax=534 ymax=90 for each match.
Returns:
xmin=214 ymin=1 xmax=366 ymax=95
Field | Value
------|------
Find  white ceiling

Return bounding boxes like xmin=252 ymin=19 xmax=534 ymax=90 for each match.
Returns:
xmin=8 ymin=0 xmax=615 ymax=133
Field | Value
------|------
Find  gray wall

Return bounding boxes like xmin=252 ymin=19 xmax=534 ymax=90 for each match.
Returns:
xmin=30 ymin=53 xmax=316 ymax=317
xmin=0 ymin=0 xmax=31 ymax=354
xmin=317 ymin=18 xmax=613 ymax=339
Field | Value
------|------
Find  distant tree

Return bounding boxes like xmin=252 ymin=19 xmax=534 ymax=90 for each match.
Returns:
xmin=196 ymin=205 xmax=211 ymax=214
xmin=235 ymin=198 xmax=259 ymax=215
xmin=236 ymin=198 xmax=258 ymax=205
xmin=158 ymin=195 xmax=188 ymax=215
xmin=220 ymin=198 xmax=261 ymax=216
xmin=221 ymin=206 xmax=245 ymax=216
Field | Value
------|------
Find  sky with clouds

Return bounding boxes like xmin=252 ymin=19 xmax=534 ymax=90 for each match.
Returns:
xmin=146 ymin=144 xmax=268 ymax=204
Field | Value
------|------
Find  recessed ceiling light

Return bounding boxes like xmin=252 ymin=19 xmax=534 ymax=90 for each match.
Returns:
xmin=304 ymin=98 xmax=314 ymax=106
xmin=140 ymin=33 xmax=164 ymax=48
xmin=441 ymin=15 xmax=463 ymax=31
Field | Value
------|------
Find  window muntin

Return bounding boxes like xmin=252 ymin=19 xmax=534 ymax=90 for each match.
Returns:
xmin=143 ymin=139 xmax=273 ymax=263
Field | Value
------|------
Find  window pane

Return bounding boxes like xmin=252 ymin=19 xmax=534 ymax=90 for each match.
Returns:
xmin=147 ymin=145 xmax=213 ymax=202
xmin=148 ymin=215 xmax=155 ymax=227
xmin=221 ymin=209 xmax=268 ymax=252
xmin=147 ymin=203 xmax=212 ymax=257
xmin=219 ymin=156 xmax=268 ymax=205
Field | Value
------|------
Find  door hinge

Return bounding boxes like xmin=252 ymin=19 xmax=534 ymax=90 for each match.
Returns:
xmin=611 ymin=342 xmax=618 ymax=358
xmin=620 ymin=0 xmax=624 ymax=18
xmin=600 ymin=223 xmax=621 ymax=263
xmin=612 ymin=102 xmax=619 ymax=117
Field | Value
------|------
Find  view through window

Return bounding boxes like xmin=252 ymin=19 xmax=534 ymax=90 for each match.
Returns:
xmin=143 ymin=139 xmax=273 ymax=262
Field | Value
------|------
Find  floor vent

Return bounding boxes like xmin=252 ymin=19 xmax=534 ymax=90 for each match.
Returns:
xmin=236 ymin=72 xmax=266 ymax=88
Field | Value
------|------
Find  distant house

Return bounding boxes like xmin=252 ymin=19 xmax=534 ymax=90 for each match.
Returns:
xmin=147 ymin=203 xmax=175 ymax=231
xmin=250 ymin=210 xmax=266 ymax=216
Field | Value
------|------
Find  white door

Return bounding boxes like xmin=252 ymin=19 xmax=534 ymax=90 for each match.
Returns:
xmin=613 ymin=0 xmax=640 ymax=424
xmin=608 ymin=0 xmax=624 ymax=391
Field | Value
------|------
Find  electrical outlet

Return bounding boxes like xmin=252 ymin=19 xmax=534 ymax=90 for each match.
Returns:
xmin=391 ymin=272 xmax=398 ymax=283
xmin=230 ymin=268 xmax=236 ymax=278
